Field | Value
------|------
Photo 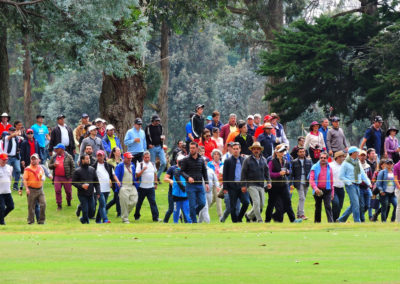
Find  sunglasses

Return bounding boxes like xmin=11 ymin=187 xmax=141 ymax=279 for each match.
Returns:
xmin=27 ymin=133 xmax=34 ymax=135
xmin=320 ymin=157 xmax=328 ymax=160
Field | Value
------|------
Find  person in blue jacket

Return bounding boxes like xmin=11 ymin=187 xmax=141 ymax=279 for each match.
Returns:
xmin=376 ymin=159 xmax=398 ymax=222
xmin=102 ymin=124 xmax=122 ymax=156
xmin=172 ymin=155 xmax=192 ymax=224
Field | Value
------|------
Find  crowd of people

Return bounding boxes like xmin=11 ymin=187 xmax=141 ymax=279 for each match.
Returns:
xmin=0 ymin=106 xmax=399 ymax=225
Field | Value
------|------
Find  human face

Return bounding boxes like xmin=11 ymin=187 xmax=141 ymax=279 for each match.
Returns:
xmin=124 ymin=157 xmax=132 ymax=165
xmin=373 ymin=121 xmax=382 ymax=129
xmin=197 ymin=107 xmax=204 ymax=115
xmin=0 ymin=157 xmax=7 ymax=166
xmin=97 ymin=153 xmax=105 ymax=163
xmin=298 ymin=149 xmax=305 ymax=158
xmin=254 ymin=117 xmax=260 ymax=125
xmin=85 ymin=146 xmax=93 ymax=155
xmin=229 ymin=116 xmax=236 ymax=126
xmin=56 ymin=148 xmax=64 ymax=156
xmin=213 ymin=115 xmax=220 ymax=123
xmin=82 ymin=155 xmax=90 ymax=166
xmin=178 ymin=141 xmax=183 ymax=148
xmin=276 ymin=151 xmax=284 ymax=159
xmin=1 ymin=117 xmax=7 ymax=124
xmin=213 ymin=130 xmax=219 ymax=137
xmin=189 ymin=144 xmax=198 ymax=156
xmin=57 ymin=118 xmax=65 ymax=125
xmin=350 ymin=152 xmax=359 ymax=160
xmin=107 ymin=129 xmax=114 ymax=136
xmin=336 ymin=155 xmax=345 ymax=164
xmin=251 ymin=147 xmax=262 ymax=157
xmin=321 ymin=119 xmax=329 ymax=128
xmin=232 ymin=145 xmax=241 ymax=157
xmin=298 ymin=138 xmax=305 ymax=147
xmin=37 ymin=117 xmax=44 ymax=124
xmin=332 ymin=121 xmax=339 ymax=128
xmin=143 ymin=153 xmax=150 ymax=163
xmin=247 ymin=118 xmax=253 ymax=126
xmin=204 ymin=132 xmax=211 ymax=141
xmin=390 ymin=130 xmax=396 ymax=137
xmin=134 ymin=123 xmax=141 ymax=130
xmin=368 ymin=150 xmax=376 ymax=161
xmin=271 ymin=118 xmax=278 ymax=125
xmin=82 ymin=117 xmax=89 ymax=124
xmin=15 ymin=122 xmax=23 ymax=130
xmin=312 ymin=125 xmax=319 ymax=132
xmin=240 ymin=125 xmax=247 ymax=134
xmin=264 ymin=128 xmax=272 ymax=134
xmin=114 ymin=148 xmax=121 ymax=157
xmin=30 ymin=157 xmax=39 ymax=166
xmin=319 ymin=154 xmax=328 ymax=165
xmin=387 ymin=163 xmax=393 ymax=170
xmin=26 ymin=132 xmax=34 ymax=140
xmin=90 ymin=129 xmax=97 ymax=136
xmin=213 ymin=152 xmax=221 ymax=162
xmin=359 ymin=154 xmax=366 ymax=162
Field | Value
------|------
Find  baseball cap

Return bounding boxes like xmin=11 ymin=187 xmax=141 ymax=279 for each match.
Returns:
xmin=195 ymin=104 xmax=205 ymax=111
xmin=82 ymin=113 xmax=89 ymax=118
xmin=30 ymin=153 xmax=40 ymax=159
xmin=247 ymin=115 xmax=254 ymax=120
xmin=88 ymin=125 xmax=97 ymax=132
xmin=106 ymin=124 xmax=115 ymax=131
xmin=36 ymin=114 xmax=45 ymax=119
xmin=54 ymin=143 xmax=65 ymax=150
xmin=26 ymin=128 xmax=34 ymax=134
xmin=151 ymin=115 xmax=161 ymax=122
xmin=96 ymin=150 xmax=105 ymax=156
xmin=254 ymin=113 xmax=261 ymax=119
xmin=331 ymin=116 xmax=340 ymax=122
xmin=0 ymin=153 xmax=8 ymax=160
xmin=374 ymin=116 xmax=383 ymax=122
xmin=94 ymin=118 xmax=104 ymax=123
xmin=123 ymin=152 xmax=133 ymax=159
xmin=263 ymin=122 xmax=273 ymax=129
xmin=360 ymin=150 xmax=367 ymax=156
xmin=263 ymin=115 xmax=272 ymax=122
xmin=348 ymin=146 xmax=360 ymax=154
xmin=206 ymin=116 xmax=212 ymax=121
xmin=8 ymin=127 xmax=16 ymax=132
xmin=57 ymin=114 xmax=65 ymax=119
xmin=134 ymin=118 xmax=143 ymax=125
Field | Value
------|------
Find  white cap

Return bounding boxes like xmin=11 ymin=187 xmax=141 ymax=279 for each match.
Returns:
xmin=94 ymin=118 xmax=105 ymax=123
xmin=254 ymin=113 xmax=261 ymax=118
xmin=88 ymin=125 xmax=97 ymax=132
xmin=106 ymin=124 xmax=115 ymax=131
xmin=247 ymin=115 xmax=254 ymax=120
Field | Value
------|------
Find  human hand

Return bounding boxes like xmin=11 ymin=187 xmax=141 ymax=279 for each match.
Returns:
xmin=241 ymin=186 xmax=247 ymax=193
xmin=134 ymin=138 xmax=140 ymax=143
xmin=188 ymin=177 xmax=194 ymax=184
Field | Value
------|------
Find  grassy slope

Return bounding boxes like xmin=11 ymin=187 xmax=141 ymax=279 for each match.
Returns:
xmin=1 ymin=177 xmax=400 ymax=283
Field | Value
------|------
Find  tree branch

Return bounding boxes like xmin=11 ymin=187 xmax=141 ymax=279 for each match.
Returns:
xmin=0 ymin=0 xmax=46 ymax=6
xmin=332 ymin=8 xmax=362 ymax=18
xmin=226 ymin=5 xmax=248 ymax=15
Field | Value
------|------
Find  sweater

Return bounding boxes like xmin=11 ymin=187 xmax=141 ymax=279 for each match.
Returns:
xmin=327 ymin=127 xmax=348 ymax=152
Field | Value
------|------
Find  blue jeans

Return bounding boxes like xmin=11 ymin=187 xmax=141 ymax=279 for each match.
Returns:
xmin=332 ymin=187 xmax=345 ymax=221
xmin=134 ymin=187 xmax=159 ymax=221
xmin=96 ymin=192 xmax=110 ymax=223
xmin=39 ymin=147 xmax=49 ymax=163
xmin=228 ymin=189 xmax=249 ymax=222
xmin=173 ymin=199 xmax=192 ymax=223
xmin=7 ymin=157 xmax=21 ymax=189
xmin=359 ymin=188 xmax=372 ymax=222
xmin=0 ymin=193 xmax=14 ymax=225
xmin=338 ymin=184 xmax=361 ymax=223
xmin=78 ymin=195 xmax=95 ymax=224
xmin=220 ymin=193 xmax=240 ymax=222
xmin=163 ymin=189 xmax=174 ymax=223
xmin=380 ymin=192 xmax=397 ymax=222
xmin=186 ymin=183 xmax=206 ymax=223
xmin=149 ymin=146 xmax=167 ymax=180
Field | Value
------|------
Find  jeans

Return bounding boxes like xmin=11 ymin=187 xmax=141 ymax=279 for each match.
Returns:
xmin=228 ymin=188 xmax=249 ymax=223
xmin=106 ymin=190 xmax=121 ymax=217
xmin=96 ymin=192 xmax=110 ymax=223
xmin=338 ymin=184 xmax=361 ymax=223
xmin=313 ymin=188 xmax=333 ymax=223
xmin=149 ymin=146 xmax=167 ymax=180
xmin=7 ymin=157 xmax=21 ymax=189
xmin=163 ymin=189 xmax=174 ymax=223
xmin=332 ymin=187 xmax=345 ymax=221
xmin=186 ymin=183 xmax=206 ymax=223
xmin=134 ymin=187 xmax=159 ymax=221
xmin=39 ymin=147 xmax=49 ymax=163
xmin=220 ymin=193 xmax=240 ymax=222
xmin=359 ymin=188 xmax=372 ymax=222
xmin=78 ymin=195 xmax=95 ymax=224
xmin=380 ymin=192 xmax=397 ymax=222
xmin=173 ymin=200 xmax=192 ymax=223
xmin=0 ymin=193 xmax=14 ymax=225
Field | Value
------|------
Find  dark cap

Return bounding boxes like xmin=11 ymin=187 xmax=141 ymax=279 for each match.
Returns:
xmin=134 ymin=118 xmax=143 ymax=125
xmin=8 ymin=127 xmax=16 ymax=131
xmin=331 ymin=116 xmax=340 ymax=122
xmin=385 ymin=159 xmax=394 ymax=164
xmin=195 ymin=104 xmax=205 ymax=111
xmin=374 ymin=116 xmax=383 ymax=122
xmin=151 ymin=115 xmax=161 ymax=122
xmin=82 ymin=113 xmax=89 ymax=118
xmin=57 ymin=114 xmax=65 ymax=120
xmin=36 ymin=114 xmax=45 ymax=119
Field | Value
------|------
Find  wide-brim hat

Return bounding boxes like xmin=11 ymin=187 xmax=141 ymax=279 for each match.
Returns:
xmin=249 ymin=141 xmax=264 ymax=151
xmin=386 ymin=126 xmax=399 ymax=136
xmin=334 ymin=151 xmax=346 ymax=159
xmin=309 ymin=121 xmax=320 ymax=131
xmin=0 ymin=113 xmax=11 ymax=121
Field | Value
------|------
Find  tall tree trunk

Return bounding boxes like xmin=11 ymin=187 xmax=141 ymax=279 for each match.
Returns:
xmin=157 ymin=20 xmax=170 ymax=143
xmin=99 ymin=69 xmax=147 ymax=150
xmin=0 ymin=19 xmax=10 ymax=113
xmin=22 ymin=32 xmax=33 ymax=127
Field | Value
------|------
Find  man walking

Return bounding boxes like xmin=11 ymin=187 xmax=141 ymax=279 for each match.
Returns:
xmin=180 ymin=142 xmax=209 ymax=223
xmin=49 ymin=114 xmax=75 ymax=156
xmin=114 ymin=152 xmax=138 ymax=224
xmin=124 ymin=118 xmax=147 ymax=166
xmin=221 ymin=143 xmax=249 ymax=223
xmin=330 ymin=151 xmax=346 ymax=221
xmin=72 ymin=154 xmax=100 ymax=224
xmin=20 ymin=128 xmax=42 ymax=171
xmin=327 ymin=117 xmax=348 ymax=156
xmin=102 ymin=124 xmax=122 ymax=156
xmin=309 ymin=152 xmax=334 ymax=223
xmin=48 ymin=143 xmax=75 ymax=210
xmin=290 ymin=147 xmax=312 ymax=220
xmin=0 ymin=153 xmax=14 ymax=225
xmin=3 ymin=127 xmax=22 ymax=191
xmin=338 ymin=147 xmax=371 ymax=223
xmin=360 ymin=116 xmax=384 ymax=158
xmin=30 ymin=114 xmax=50 ymax=162
xmin=134 ymin=151 xmax=160 ymax=222
xmin=145 ymin=115 xmax=166 ymax=182
xmin=79 ymin=125 xmax=104 ymax=159
xmin=22 ymin=154 xmax=46 ymax=224
xmin=241 ymin=142 xmax=271 ymax=223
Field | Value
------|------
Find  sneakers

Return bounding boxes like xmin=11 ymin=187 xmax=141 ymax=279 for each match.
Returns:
xmin=293 ymin=218 xmax=303 ymax=223
xmin=153 ymin=218 xmax=162 ymax=222
xmin=67 ymin=200 xmax=71 ymax=206
xmin=244 ymin=213 xmax=251 ymax=223
xmin=57 ymin=204 xmax=62 ymax=211
xmin=103 ymin=219 xmax=111 ymax=223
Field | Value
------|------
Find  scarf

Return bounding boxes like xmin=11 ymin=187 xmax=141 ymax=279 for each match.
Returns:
xmin=345 ymin=156 xmax=361 ymax=183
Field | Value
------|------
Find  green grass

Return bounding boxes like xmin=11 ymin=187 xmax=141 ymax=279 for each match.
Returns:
xmin=1 ymin=175 xmax=400 ymax=283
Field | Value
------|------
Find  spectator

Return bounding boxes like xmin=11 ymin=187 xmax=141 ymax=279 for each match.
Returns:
xmin=211 ymin=127 xmax=224 ymax=153
xmin=102 ymin=124 xmax=122 ymax=156
xmin=290 ymin=136 xmax=309 ymax=159
xmin=0 ymin=113 xmax=11 ymax=136
xmin=246 ymin=115 xmax=257 ymax=138
xmin=360 ymin=116 xmax=384 ymax=158
xmin=73 ymin=113 xmax=90 ymax=149
xmin=72 ymin=154 xmax=100 ymax=224
xmin=359 ymin=150 xmax=373 ymax=222
xmin=191 ymin=104 xmax=205 ymax=142
xmin=367 ymin=148 xmax=377 ymax=173
xmin=134 ymin=151 xmax=160 ymax=222
xmin=145 ymin=115 xmax=166 ymax=181
xmin=254 ymin=115 xmax=273 ymax=139
xmin=207 ymin=149 xmax=224 ymax=219
xmin=309 ymin=152 xmax=334 ymax=223
xmin=22 ymin=153 xmax=46 ymax=224
xmin=327 ymin=117 xmax=348 ymax=156
xmin=199 ymin=159 xmax=220 ymax=223
xmin=270 ymin=113 xmax=289 ymax=146
xmin=3 ymin=127 xmax=22 ymax=191
xmin=319 ymin=118 xmax=330 ymax=150
xmin=290 ymin=147 xmax=312 ymax=220
xmin=94 ymin=118 xmax=106 ymax=139
xmin=376 ymin=159 xmax=398 ymax=222
xmin=234 ymin=121 xmax=253 ymax=156
xmin=20 ymin=128 xmax=42 ymax=171
xmin=305 ymin=121 xmax=326 ymax=163
xmin=257 ymin=123 xmax=276 ymax=159
xmin=170 ymin=140 xmax=185 ymax=166
xmin=253 ymin=113 xmax=261 ymax=127
xmin=393 ymin=158 xmax=400 ymax=222
xmin=163 ymin=155 xmax=180 ymax=223
xmin=171 ymin=155 xmax=192 ymax=224
xmin=384 ymin=126 xmax=399 ymax=162
xmin=79 ymin=125 xmax=105 ymax=159
xmin=124 ymin=118 xmax=146 ymax=166
xmin=205 ymin=110 xmax=223 ymax=132
xmin=0 ymin=153 xmax=14 ymax=225
xmin=30 ymin=114 xmax=50 ymax=162
xmin=220 ymin=113 xmax=237 ymax=145
xmin=330 ymin=151 xmax=346 ymax=221
xmin=185 ymin=112 xmax=195 ymax=153
xmin=199 ymin=129 xmax=217 ymax=161
xmin=106 ymin=147 xmax=123 ymax=217
xmin=49 ymin=114 xmax=75 ymax=156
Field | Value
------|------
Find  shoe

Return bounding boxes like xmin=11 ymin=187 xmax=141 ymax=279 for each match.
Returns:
xmin=294 ymin=218 xmax=303 ymax=223
xmin=37 ymin=222 xmax=45 ymax=225
xmin=123 ymin=220 xmax=130 ymax=224
xmin=104 ymin=219 xmax=111 ymax=223
xmin=301 ymin=215 xmax=308 ymax=220
xmin=372 ymin=214 xmax=378 ymax=222
xmin=57 ymin=204 xmax=62 ymax=211
xmin=135 ymin=217 xmax=140 ymax=221
xmin=244 ymin=213 xmax=251 ymax=223
xmin=153 ymin=218 xmax=162 ymax=222
xmin=67 ymin=200 xmax=71 ymax=206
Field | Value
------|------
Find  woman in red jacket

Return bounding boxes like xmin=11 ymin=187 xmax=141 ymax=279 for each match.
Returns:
xmin=199 ymin=129 xmax=217 ymax=161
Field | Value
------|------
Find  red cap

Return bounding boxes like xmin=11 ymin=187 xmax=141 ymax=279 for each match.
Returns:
xmin=0 ymin=153 xmax=8 ymax=160
xmin=96 ymin=150 xmax=105 ymax=156
xmin=263 ymin=115 xmax=272 ymax=122
xmin=26 ymin=128 xmax=34 ymax=134
xmin=123 ymin=152 xmax=133 ymax=159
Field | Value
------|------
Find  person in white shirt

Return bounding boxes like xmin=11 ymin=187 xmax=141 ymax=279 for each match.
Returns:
xmin=49 ymin=114 xmax=76 ymax=156
xmin=329 ymin=151 xmax=346 ymax=221
xmin=199 ymin=162 xmax=220 ymax=223
xmin=0 ymin=153 xmax=14 ymax=225
xmin=3 ymin=127 xmax=22 ymax=191
xmin=134 ymin=151 xmax=160 ymax=222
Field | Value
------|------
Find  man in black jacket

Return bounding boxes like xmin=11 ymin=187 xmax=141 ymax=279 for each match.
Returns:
xmin=290 ymin=147 xmax=312 ymax=220
xmin=191 ymin=104 xmax=205 ymax=142
xmin=234 ymin=121 xmax=253 ymax=156
xmin=180 ymin=142 xmax=209 ymax=223
xmin=72 ymin=154 xmax=100 ymax=224
xmin=49 ymin=114 xmax=75 ymax=156
xmin=241 ymin=142 xmax=272 ymax=222
xmin=145 ymin=114 xmax=166 ymax=181
xmin=223 ymin=142 xmax=250 ymax=223
xmin=20 ymin=128 xmax=42 ymax=168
